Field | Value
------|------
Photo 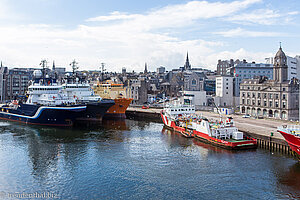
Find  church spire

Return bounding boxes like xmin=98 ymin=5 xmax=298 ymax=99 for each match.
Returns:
xmin=184 ymin=52 xmax=191 ymax=70
xmin=144 ymin=62 xmax=148 ymax=74
xmin=52 ymin=60 xmax=55 ymax=71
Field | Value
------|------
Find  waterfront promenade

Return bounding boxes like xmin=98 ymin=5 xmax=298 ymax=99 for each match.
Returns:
xmin=126 ymin=107 xmax=298 ymax=143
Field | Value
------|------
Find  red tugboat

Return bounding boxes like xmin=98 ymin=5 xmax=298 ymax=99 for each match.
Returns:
xmin=277 ymin=125 xmax=300 ymax=159
xmin=161 ymin=105 xmax=257 ymax=150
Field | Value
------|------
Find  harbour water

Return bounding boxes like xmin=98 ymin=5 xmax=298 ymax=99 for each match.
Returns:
xmin=0 ymin=119 xmax=299 ymax=199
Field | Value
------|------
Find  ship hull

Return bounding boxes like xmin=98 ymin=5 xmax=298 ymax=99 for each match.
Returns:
xmin=278 ymin=130 xmax=300 ymax=157
xmin=0 ymin=104 xmax=86 ymax=127
xmin=103 ymin=98 xmax=133 ymax=119
xmin=76 ymin=99 xmax=115 ymax=122
xmin=193 ymin=130 xmax=257 ymax=150
xmin=161 ymin=111 xmax=257 ymax=149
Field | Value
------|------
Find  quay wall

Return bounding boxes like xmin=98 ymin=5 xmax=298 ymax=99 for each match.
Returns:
xmin=126 ymin=107 xmax=297 ymax=158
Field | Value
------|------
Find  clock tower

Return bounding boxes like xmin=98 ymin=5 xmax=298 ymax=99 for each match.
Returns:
xmin=273 ymin=44 xmax=288 ymax=83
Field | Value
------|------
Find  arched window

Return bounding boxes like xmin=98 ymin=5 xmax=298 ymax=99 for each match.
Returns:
xmin=192 ymin=79 xmax=196 ymax=85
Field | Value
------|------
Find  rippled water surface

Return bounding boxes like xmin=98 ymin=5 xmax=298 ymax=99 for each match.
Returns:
xmin=0 ymin=119 xmax=299 ymax=199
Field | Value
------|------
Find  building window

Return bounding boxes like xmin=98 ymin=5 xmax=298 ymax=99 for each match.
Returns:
xmin=275 ymin=101 xmax=279 ymax=108
xmin=283 ymin=88 xmax=286 ymax=91
xmin=247 ymin=99 xmax=250 ymax=105
xmin=242 ymin=99 xmax=245 ymax=104
xmin=252 ymin=100 xmax=255 ymax=105
xmin=283 ymin=102 xmax=286 ymax=109
xmin=263 ymin=93 xmax=267 ymax=98
xmin=247 ymin=92 xmax=250 ymax=97
xmin=264 ymin=100 xmax=267 ymax=106
xmin=269 ymin=94 xmax=272 ymax=99
xmin=257 ymin=99 xmax=261 ymax=106
xmin=192 ymin=79 xmax=196 ymax=85
xmin=252 ymin=93 xmax=255 ymax=98
xmin=257 ymin=93 xmax=261 ymax=98
xmin=283 ymin=94 xmax=286 ymax=100
xmin=269 ymin=101 xmax=272 ymax=107
xmin=242 ymin=92 xmax=245 ymax=97
xmin=275 ymin=94 xmax=279 ymax=99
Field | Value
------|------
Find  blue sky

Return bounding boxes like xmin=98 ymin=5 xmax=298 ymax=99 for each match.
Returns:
xmin=0 ymin=0 xmax=300 ymax=72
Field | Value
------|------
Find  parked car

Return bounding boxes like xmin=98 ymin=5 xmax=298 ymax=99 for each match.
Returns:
xmin=142 ymin=105 xmax=149 ymax=109
xmin=242 ymin=114 xmax=251 ymax=118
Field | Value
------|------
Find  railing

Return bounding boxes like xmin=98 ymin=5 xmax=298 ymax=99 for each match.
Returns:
xmin=278 ymin=125 xmax=300 ymax=135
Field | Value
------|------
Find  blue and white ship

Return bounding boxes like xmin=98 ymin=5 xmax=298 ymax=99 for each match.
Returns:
xmin=0 ymin=60 xmax=87 ymax=126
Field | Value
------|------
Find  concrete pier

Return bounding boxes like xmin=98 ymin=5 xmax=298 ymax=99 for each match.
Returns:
xmin=126 ymin=107 xmax=297 ymax=157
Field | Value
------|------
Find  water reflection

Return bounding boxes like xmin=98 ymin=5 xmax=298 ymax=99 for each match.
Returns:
xmin=277 ymin=162 xmax=300 ymax=199
xmin=4 ymin=120 xmax=130 ymax=188
xmin=0 ymin=120 xmax=300 ymax=199
xmin=161 ymin=127 xmax=193 ymax=148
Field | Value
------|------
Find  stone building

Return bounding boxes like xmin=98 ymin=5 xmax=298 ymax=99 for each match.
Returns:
xmin=184 ymin=71 xmax=206 ymax=91
xmin=129 ymin=78 xmax=148 ymax=105
xmin=217 ymin=59 xmax=234 ymax=75
xmin=240 ymin=46 xmax=299 ymax=120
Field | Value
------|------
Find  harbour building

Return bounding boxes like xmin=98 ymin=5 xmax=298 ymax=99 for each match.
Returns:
xmin=239 ymin=46 xmax=299 ymax=120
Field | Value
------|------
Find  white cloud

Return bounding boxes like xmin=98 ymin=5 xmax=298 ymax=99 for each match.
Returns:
xmin=87 ymin=0 xmax=262 ymax=31
xmin=86 ymin=11 xmax=141 ymax=22
xmin=0 ymin=0 xmax=296 ymax=72
xmin=205 ymin=48 xmax=274 ymax=66
xmin=213 ymin=27 xmax=285 ymax=37
xmin=227 ymin=9 xmax=299 ymax=25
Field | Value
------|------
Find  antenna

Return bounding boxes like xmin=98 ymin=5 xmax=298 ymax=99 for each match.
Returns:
xmin=40 ymin=59 xmax=48 ymax=84
xmin=70 ymin=59 xmax=79 ymax=74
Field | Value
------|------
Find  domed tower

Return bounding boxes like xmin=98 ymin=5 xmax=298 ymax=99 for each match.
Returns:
xmin=273 ymin=44 xmax=288 ymax=83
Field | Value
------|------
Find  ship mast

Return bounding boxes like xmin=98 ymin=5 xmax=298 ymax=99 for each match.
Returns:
xmin=70 ymin=59 xmax=79 ymax=83
xmin=40 ymin=59 xmax=48 ymax=85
